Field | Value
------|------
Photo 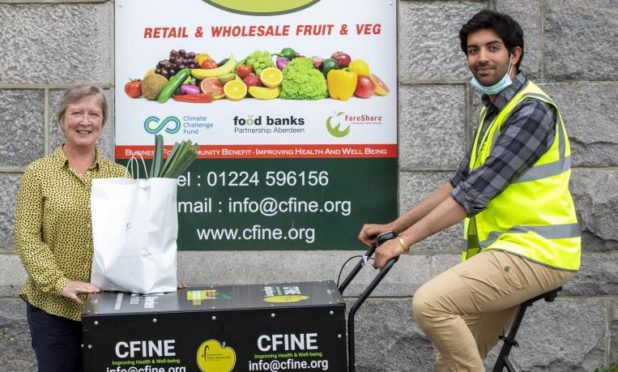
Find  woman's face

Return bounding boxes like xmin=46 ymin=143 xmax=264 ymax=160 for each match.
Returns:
xmin=60 ymin=95 xmax=104 ymax=151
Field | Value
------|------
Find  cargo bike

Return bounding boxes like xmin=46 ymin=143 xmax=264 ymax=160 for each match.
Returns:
xmin=82 ymin=231 xmax=547 ymax=371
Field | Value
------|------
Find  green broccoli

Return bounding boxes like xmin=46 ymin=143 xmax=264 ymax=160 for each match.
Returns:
xmin=280 ymin=58 xmax=328 ymax=100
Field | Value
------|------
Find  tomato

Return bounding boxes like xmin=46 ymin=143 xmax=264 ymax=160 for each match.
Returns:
xmin=199 ymin=78 xmax=224 ymax=99
xmin=124 ymin=80 xmax=142 ymax=98
xmin=200 ymin=59 xmax=218 ymax=69
xmin=236 ymin=64 xmax=253 ymax=78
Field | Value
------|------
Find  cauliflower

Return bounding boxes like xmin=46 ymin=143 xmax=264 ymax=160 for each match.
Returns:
xmin=280 ymin=58 xmax=328 ymax=100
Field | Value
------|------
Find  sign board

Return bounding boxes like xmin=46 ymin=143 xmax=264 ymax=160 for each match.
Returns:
xmin=115 ymin=0 xmax=398 ymax=250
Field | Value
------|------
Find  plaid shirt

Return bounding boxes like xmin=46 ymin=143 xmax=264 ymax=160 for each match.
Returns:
xmin=451 ymin=74 xmax=556 ymax=215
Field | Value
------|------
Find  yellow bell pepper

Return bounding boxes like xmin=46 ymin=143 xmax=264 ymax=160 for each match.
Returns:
xmin=327 ymin=68 xmax=357 ymax=101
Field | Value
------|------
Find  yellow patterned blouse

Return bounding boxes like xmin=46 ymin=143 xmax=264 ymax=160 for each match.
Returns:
xmin=15 ymin=146 xmax=126 ymax=321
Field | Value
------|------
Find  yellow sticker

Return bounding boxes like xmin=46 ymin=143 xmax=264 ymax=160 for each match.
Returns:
xmin=187 ymin=290 xmax=217 ymax=305
xmin=196 ymin=339 xmax=236 ymax=372
xmin=264 ymin=295 xmax=310 ymax=303
xmin=204 ymin=0 xmax=319 ymax=15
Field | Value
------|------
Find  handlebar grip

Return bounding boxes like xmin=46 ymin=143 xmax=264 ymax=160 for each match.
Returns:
xmin=374 ymin=231 xmax=397 ymax=248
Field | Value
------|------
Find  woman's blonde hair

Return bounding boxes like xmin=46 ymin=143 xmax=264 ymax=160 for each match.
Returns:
xmin=57 ymin=84 xmax=108 ymax=125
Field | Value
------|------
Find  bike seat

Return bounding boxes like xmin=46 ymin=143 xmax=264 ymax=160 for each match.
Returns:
xmin=523 ymin=286 xmax=562 ymax=306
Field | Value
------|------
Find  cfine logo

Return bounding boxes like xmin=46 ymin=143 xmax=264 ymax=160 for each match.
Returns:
xmin=144 ymin=116 xmax=181 ymax=134
xmin=326 ymin=112 xmax=350 ymax=138
xmin=203 ymin=0 xmax=319 ymax=15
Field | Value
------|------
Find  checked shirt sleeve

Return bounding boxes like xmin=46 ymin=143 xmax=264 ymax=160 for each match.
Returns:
xmin=451 ymin=99 xmax=556 ymax=216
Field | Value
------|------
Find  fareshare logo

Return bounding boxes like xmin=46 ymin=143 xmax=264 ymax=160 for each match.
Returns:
xmin=144 ymin=115 xmax=181 ymax=134
xmin=203 ymin=0 xmax=320 ymax=15
xmin=326 ymin=111 xmax=350 ymax=138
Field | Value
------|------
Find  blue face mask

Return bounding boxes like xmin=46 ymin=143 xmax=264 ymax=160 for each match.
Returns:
xmin=469 ymin=58 xmax=513 ymax=95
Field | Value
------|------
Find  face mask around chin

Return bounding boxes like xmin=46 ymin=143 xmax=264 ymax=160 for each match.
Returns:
xmin=469 ymin=59 xmax=513 ymax=95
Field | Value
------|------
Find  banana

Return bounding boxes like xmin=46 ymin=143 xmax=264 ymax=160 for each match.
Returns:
xmin=248 ymin=86 xmax=280 ymax=100
xmin=191 ymin=55 xmax=236 ymax=79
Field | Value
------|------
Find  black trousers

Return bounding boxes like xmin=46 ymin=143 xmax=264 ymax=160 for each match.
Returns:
xmin=27 ymin=303 xmax=83 ymax=372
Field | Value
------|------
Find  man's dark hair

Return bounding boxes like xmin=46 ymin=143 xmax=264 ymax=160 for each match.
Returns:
xmin=459 ymin=10 xmax=525 ymax=71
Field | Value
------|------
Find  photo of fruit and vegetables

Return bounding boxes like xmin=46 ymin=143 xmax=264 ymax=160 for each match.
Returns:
xmin=125 ymin=47 xmax=390 ymax=103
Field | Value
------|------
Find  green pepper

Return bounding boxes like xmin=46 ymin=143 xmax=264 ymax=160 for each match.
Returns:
xmin=321 ymin=58 xmax=339 ymax=77
xmin=278 ymin=47 xmax=296 ymax=60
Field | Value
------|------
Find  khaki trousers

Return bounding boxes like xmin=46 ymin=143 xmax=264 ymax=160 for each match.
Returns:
xmin=411 ymin=249 xmax=576 ymax=372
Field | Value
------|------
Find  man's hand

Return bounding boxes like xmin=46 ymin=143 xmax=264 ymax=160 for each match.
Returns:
xmin=358 ymin=223 xmax=391 ymax=246
xmin=374 ymin=238 xmax=406 ymax=269
xmin=62 ymin=281 xmax=100 ymax=304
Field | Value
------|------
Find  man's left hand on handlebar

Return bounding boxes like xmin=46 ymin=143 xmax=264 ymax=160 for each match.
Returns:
xmin=374 ymin=238 xmax=406 ymax=269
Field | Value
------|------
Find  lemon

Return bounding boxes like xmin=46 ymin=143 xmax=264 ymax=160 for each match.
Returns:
xmin=348 ymin=59 xmax=371 ymax=76
xmin=259 ymin=67 xmax=283 ymax=88
xmin=223 ymin=80 xmax=247 ymax=101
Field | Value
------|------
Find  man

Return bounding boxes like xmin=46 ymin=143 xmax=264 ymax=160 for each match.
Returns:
xmin=359 ymin=10 xmax=580 ymax=371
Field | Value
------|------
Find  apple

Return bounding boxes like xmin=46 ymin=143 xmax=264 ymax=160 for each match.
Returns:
xmin=331 ymin=51 xmax=351 ymax=68
xmin=243 ymin=74 xmax=261 ymax=87
xmin=354 ymin=75 xmax=375 ymax=98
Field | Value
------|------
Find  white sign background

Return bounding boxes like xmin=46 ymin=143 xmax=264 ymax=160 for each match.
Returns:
xmin=115 ymin=0 xmax=397 ymax=152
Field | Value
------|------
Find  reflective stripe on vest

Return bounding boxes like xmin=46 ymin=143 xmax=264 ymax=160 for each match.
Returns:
xmin=462 ymin=81 xmax=581 ymax=270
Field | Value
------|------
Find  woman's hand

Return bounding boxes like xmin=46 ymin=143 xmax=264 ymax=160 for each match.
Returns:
xmin=62 ymin=281 xmax=100 ymax=304
xmin=373 ymin=238 xmax=406 ymax=269
xmin=358 ymin=223 xmax=392 ymax=246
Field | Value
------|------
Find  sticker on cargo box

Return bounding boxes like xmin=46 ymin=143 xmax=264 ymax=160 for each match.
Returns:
xmin=263 ymin=295 xmax=310 ymax=303
xmin=196 ymin=339 xmax=236 ymax=372
xmin=263 ymin=285 xmax=310 ymax=303
xmin=187 ymin=290 xmax=231 ymax=305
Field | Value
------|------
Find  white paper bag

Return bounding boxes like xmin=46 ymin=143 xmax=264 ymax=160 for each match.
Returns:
xmin=90 ymin=177 xmax=178 ymax=294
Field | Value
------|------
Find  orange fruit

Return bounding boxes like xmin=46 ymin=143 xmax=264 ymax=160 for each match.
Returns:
xmin=259 ymin=67 xmax=283 ymax=88
xmin=370 ymin=73 xmax=389 ymax=96
xmin=223 ymin=80 xmax=247 ymax=101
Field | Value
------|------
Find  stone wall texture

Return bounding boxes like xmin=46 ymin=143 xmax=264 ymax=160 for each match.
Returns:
xmin=0 ymin=0 xmax=616 ymax=371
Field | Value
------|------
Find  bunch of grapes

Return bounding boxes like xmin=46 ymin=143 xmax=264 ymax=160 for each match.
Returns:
xmin=155 ymin=49 xmax=197 ymax=78
xmin=245 ymin=50 xmax=275 ymax=76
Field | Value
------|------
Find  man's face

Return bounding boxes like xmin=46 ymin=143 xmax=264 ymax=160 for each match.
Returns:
xmin=466 ymin=28 xmax=514 ymax=86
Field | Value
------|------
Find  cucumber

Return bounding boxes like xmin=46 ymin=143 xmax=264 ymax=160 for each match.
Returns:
xmin=157 ymin=68 xmax=191 ymax=103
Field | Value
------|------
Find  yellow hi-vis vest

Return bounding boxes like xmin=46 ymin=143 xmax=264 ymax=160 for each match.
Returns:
xmin=462 ymin=81 xmax=581 ymax=271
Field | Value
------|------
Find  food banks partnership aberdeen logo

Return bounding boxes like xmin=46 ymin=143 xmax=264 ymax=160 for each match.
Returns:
xmin=203 ymin=0 xmax=320 ymax=15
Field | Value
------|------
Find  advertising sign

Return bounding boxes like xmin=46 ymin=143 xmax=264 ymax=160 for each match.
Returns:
xmin=83 ymin=281 xmax=347 ymax=372
xmin=115 ymin=0 xmax=398 ymax=250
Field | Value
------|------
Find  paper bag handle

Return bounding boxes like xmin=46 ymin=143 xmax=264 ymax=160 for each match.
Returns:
xmin=126 ymin=153 xmax=149 ymax=179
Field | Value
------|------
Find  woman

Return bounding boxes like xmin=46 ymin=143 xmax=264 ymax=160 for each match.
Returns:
xmin=14 ymin=85 xmax=126 ymax=372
